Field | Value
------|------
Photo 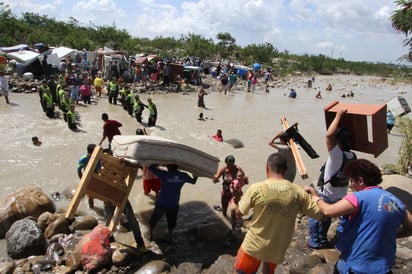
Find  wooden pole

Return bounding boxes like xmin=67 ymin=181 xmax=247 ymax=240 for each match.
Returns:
xmin=281 ymin=116 xmax=308 ymax=179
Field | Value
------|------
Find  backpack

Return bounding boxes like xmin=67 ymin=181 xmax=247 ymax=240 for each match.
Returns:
xmin=317 ymin=151 xmax=356 ymax=191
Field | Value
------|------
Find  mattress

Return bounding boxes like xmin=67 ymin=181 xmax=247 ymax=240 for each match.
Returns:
xmin=111 ymin=135 xmax=220 ymax=178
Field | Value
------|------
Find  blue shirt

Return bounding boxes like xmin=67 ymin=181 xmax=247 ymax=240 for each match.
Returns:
xmin=149 ymin=165 xmax=197 ymax=208
xmin=77 ymin=154 xmax=101 ymax=176
xmin=387 ymin=111 xmax=395 ymax=125
xmin=336 ymin=187 xmax=406 ymax=274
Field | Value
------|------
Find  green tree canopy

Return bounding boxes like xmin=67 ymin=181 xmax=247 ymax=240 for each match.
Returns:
xmin=391 ymin=0 xmax=412 ymax=61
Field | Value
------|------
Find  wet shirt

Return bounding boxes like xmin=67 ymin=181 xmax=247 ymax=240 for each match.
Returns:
xmin=149 ymin=165 xmax=197 ymax=208
xmin=103 ymin=120 xmax=122 ymax=142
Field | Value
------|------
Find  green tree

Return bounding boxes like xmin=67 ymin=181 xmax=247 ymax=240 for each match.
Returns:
xmin=216 ymin=32 xmax=236 ymax=58
xmin=183 ymin=33 xmax=215 ymax=59
xmin=239 ymin=42 xmax=278 ymax=64
xmin=391 ymin=0 xmax=412 ymax=61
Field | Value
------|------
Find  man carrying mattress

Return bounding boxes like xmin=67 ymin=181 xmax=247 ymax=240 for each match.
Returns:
xmin=148 ymin=164 xmax=198 ymax=244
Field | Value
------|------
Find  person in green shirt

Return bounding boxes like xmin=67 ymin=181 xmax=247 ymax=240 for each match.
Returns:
xmin=108 ymin=77 xmax=119 ymax=105
xmin=67 ymin=105 xmax=77 ymax=130
xmin=146 ymin=97 xmax=157 ymax=127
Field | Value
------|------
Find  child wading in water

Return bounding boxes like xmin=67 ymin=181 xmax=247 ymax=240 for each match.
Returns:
xmin=229 ymin=169 xmax=248 ymax=233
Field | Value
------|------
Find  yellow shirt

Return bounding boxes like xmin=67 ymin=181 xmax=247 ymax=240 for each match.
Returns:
xmin=93 ymin=77 xmax=104 ymax=88
xmin=238 ymin=178 xmax=323 ymax=263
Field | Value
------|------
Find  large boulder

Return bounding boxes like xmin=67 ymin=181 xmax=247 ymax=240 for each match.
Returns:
xmin=0 ymin=186 xmax=55 ymax=238
xmin=381 ymin=175 xmax=412 ymax=211
xmin=6 ymin=218 xmax=48 ymax=259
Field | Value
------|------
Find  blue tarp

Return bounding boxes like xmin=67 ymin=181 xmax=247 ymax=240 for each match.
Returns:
xmin=253 ymin=63 xmax=261 ymax=70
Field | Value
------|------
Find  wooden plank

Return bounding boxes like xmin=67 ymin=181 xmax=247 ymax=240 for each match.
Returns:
xmin=281 ymin=116 xmax=308 ymax=179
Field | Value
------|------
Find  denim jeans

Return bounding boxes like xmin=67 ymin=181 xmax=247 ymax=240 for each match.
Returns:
xmin=308 ymin=195 xmax=334 ymax=248
xmin=308 ymin=215 xmax=331 ymax=247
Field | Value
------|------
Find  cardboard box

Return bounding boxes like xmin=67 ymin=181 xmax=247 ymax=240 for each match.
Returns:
xmin=324 ymin=101 xmax=388 ymax=157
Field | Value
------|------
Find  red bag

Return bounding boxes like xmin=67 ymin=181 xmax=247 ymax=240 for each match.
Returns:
xmin=80 ymin=224 xmax=112 ymax=272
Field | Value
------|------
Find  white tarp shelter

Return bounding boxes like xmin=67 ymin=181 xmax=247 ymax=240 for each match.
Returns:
xmin=7 ymin=50 xmax=40 ymax=65
xmin=47 ymin=46 xmax=76 ymax=67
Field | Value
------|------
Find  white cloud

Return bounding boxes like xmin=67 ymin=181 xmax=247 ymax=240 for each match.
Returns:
xmin=3 ymin=0 xmax=61 ymax=15
xmin=0 ymin=0 xmax=408 ymax=63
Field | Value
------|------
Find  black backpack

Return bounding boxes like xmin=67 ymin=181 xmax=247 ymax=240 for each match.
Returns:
xmin=317 ymin=151 xmax=356 ymax=191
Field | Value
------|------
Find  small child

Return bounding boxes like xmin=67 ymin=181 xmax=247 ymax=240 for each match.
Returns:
xmin=229 ymin=169 xmax=249 ymax=233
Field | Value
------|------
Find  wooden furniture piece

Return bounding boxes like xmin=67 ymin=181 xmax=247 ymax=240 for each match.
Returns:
xmin=281 ymin=116 xmax=308 ymax=179
xmin=65 ymin=146 xmax=138 ymax=231
xmin=324 ymin=101 xmax=388 ymax=157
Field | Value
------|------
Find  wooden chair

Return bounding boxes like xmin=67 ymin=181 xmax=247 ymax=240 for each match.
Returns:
xmin=65 ymin=146 xmax=138 ymax=231
xmin=281 ymin=116 xmax=309 ymax=179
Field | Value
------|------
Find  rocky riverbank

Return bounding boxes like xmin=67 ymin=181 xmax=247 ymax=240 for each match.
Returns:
xmin=0 ymin=174 xmax=411 ymax=274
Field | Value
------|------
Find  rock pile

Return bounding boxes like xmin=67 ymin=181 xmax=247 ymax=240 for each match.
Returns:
xmin=0 ymin=176 xmax=411 ymax=273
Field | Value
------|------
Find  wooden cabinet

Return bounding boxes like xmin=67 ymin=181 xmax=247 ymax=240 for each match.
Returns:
xmin=324 ymin=101 xmax=388 ymax=157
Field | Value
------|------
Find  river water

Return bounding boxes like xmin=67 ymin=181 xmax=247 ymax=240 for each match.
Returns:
xmin=0 ymin=74 xmax=410 ymax=257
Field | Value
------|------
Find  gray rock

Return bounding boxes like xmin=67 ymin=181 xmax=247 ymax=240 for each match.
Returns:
xmin=111 ymin=242 xmax=138 ymax=266
xmin=6 ymin=218 xmax=47 ymax=259
xmin=225 ymin=138 xmax=244 ymax=149
xmin=195 ymin=222 xmax=230 ymax=242
xmin=307 ymin=263 xmax=335 ymax=274
xmin=69 ymin=216 xmax=98 ymax=231
xmin=44 ymin=215 xmax=70 ymax=239
xmin=202 ymin=254 xmax=235 ymax=274
xmin=312 ymin=249 xmax=340 ymax=264
xmin=289 ymin=254 xmax=323 ymax=274
xmin=381 ymin=175 xmax=412 ymax=212
xmin=134 ymin=260 xmax=171 ymax=274
xmin=175 ymin=262 xmax=202 ymax=274
xmin=46 ymin=242 xmax=65 ymax=263
xmin=396 ymin=246 xmax=412 ymax=261
xmin=0 ymin=186 xmax=55 ymax=238
xmin=37 ymin=211 xmax=59 ymax=231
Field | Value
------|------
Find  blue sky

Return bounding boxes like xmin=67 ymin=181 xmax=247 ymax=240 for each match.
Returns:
xmin=1 ymin=0 xmax=408 ymax=63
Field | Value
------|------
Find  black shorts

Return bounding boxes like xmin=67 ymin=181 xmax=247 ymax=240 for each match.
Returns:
xmin=150 ymin=204 xmax=179 ymax=230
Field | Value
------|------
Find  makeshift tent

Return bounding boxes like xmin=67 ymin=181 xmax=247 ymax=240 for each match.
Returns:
xmin=7 ymin=50 xmax=40 ymax=65
xmin=51 ymin=47 xmax=75 ymax=59
xmin=47 ymin=46 xmax=76 ymax=67
xmin=7 ymin=50 xmax=45 ymax=77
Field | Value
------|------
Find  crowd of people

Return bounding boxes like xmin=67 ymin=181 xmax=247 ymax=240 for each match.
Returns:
xmin=5 ymin=54 xmax=409 ymax=273
xmin=228 ymin=110 xmax=412 ymax=274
